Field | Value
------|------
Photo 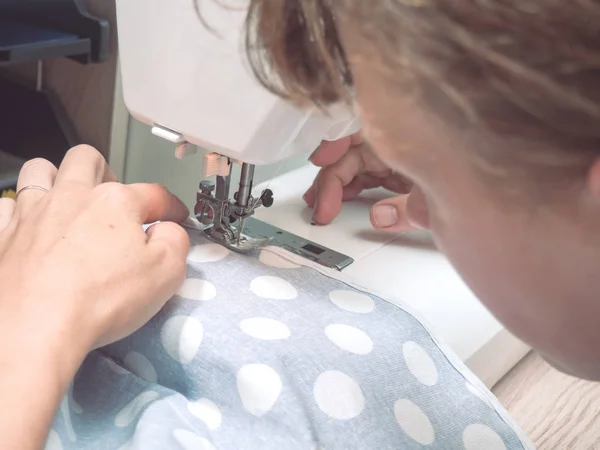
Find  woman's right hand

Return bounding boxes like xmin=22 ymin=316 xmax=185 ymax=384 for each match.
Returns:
xmin=304 ymin=133 xmax=426 ymax=231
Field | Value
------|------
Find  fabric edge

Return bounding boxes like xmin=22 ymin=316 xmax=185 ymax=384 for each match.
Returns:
xmin=258 ymin=244 xmax=536 ymax=450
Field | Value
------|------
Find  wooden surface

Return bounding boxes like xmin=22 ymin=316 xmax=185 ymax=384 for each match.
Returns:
xmin=493 ymin=352 xmax=600 ymax=449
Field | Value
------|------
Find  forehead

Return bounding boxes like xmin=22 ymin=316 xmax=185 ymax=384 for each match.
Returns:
xmin=350 ymin=65 xmax=453 ymax=172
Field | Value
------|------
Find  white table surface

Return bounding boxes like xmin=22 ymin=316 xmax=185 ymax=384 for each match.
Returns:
xmin=254 ymin=164 xmax=529 ymax=387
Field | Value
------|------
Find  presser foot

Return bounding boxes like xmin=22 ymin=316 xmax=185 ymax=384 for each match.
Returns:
xmin=192 ymin=160 xmax=352 ymax=269
xmin=202 ymin=226 xmax=273 ymax=253
xmin=199 ymin=217 xmax=354 ymax=270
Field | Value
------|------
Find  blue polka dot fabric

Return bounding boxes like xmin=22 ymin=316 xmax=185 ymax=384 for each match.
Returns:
xmin=46 ymin=229 xmax=533 ymax=450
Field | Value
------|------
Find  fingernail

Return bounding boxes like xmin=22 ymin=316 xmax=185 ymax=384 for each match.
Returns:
xmin=372 ymin=205 xmax=398 ymax=228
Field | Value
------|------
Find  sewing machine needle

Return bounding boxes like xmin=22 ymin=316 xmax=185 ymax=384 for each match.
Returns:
xmin=236 ymin=218 xmax=245 ymax=245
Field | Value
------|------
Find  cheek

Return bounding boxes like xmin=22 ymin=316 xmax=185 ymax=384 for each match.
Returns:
xmin=428 ymin=209 xmax=600 ymax=378
xmin=426 ymin=210 xmax=547 ymax=344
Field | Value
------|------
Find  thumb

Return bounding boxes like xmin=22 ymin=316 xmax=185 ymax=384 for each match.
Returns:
xmin=370 ymin=196 xmax=416 ymax=232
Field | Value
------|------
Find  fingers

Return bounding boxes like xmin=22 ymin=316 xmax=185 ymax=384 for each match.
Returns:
xmin=309 ymin=132 xmax=363 ymax=167
xmin=93 ymin=221 xmax=190 ymax=348
xmin=127 ymin=183 xmax=189 ymax=224
xmin=381 ymin=174 xmax=413 ymax=195
xmin=310 ymin=147 xmax=365 ymax=225
xmin=15 ymin=158 xmax=58 ymax=215
xmin=370 ymin=186 xmax=431 ymax=232
xmin=304 ymin=173 xmax=386 ymax=208
xmin=349 ymin=132 xmax=363 ymax=146
xmin=309 ymin=136 xmax=352 ymax=167
xmin=370 ymin=196 xmax=416 ymax=232
xmin=345 ymin=174 xmax=392 ymax=199
xmin=146 ymin=221 xmax=190 ymax=252
xmin=17 ymin=158 xmax=57 ymax=192
xmin=306 ymin=132 xmax=412 ymax=227
xmin=0 ymin=197 xmax=15 ymax=232
xmin=55 ymin=145 xmax=112 ymax=188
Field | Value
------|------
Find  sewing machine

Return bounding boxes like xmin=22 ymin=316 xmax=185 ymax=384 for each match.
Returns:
xmin=115 ymin=0 xmax=530 ymax=387
xmin=115 ymin=0 xmax=359 ymax=269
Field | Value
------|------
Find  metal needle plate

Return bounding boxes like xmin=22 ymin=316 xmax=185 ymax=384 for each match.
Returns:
xmin=235 ymin=217 xmax=354 ymax=271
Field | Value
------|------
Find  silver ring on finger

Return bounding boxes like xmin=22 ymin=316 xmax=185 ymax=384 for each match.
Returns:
xmin=15 ymin=185 xmax=49 ymax=201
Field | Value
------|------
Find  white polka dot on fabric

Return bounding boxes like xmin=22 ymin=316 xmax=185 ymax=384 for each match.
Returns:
xmin=161 ymin=315 xmax=204 ymax=364
xmin=177 ymin=278 xmax=217 ymax=301
xmin=329 ymin=290 xmax=374 ymax=314
xmin=188 ymin=243 xmax=230 ymax=263
xmin=465 ymin=382 xmax=493 ymax=407
xmin=124 ymin=351 xmax=158 ymax=383
xmin=45 ymin=430 xmax=63 ymax=450
xmin=259 ymin=250 xmax=301 ymax=269
xmin=394 ymin=398 xmax=435 ymax=445
xmin=240 ymin=318 xmax=291 ymax=340
xmin=314 ymin=371 xmax=365 ymax=420
xmin=114 ymin=391 xmax=159 ymax=428
xmin=402 ymin=341 xmax=438 ymax=386
xmin=250 ymin=276 xmax=298 ymax=300
xmin=237 ymin=364 xmax=283 ymax=417
xmin=188 ymin=398 xmax=222 ymax=430
xmin=325 ymin=324 xmax=373 ymax=355
xmin=173 ymin=429 xmax=216 ymax=450
xmin=463 ymin=424 xmax=507 ymax=450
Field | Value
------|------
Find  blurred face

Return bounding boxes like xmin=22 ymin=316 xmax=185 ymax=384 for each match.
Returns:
xmin=342 ymin=31 xmax=600 ymax=380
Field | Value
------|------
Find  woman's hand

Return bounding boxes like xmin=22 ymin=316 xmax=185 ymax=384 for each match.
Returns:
xmin=0 ymin=145 xmax=190 ymax=354
xmin=0 ymin=146 xmax=190 ymax=450
xmin=304 ymin=133 xmax=419 ymax=232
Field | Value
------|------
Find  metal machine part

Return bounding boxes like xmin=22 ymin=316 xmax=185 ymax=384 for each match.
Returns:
xmin=240 ymin=217 xmax=354 ymax=271
xmin=194 ymin=158 xmax=354 ymax=270
xmin=195 ymin=159 xmax=275 ymax=251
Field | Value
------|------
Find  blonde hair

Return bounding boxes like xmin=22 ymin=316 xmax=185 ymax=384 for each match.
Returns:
xmin=243 ymin=0 xmax=600 ymax=185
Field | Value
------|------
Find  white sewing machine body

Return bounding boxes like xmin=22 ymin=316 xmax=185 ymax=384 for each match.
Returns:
xmin=116 ymin=0 xmax=359 ymax=256
xmin=114 ymin=0 xmax=529 ymax=386
xmin=115 ymin=0 xmax=358 ymax=165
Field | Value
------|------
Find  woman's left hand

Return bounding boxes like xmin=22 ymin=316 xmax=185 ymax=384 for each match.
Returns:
xmin=0 ymin=145 xmax=190 ymax=450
